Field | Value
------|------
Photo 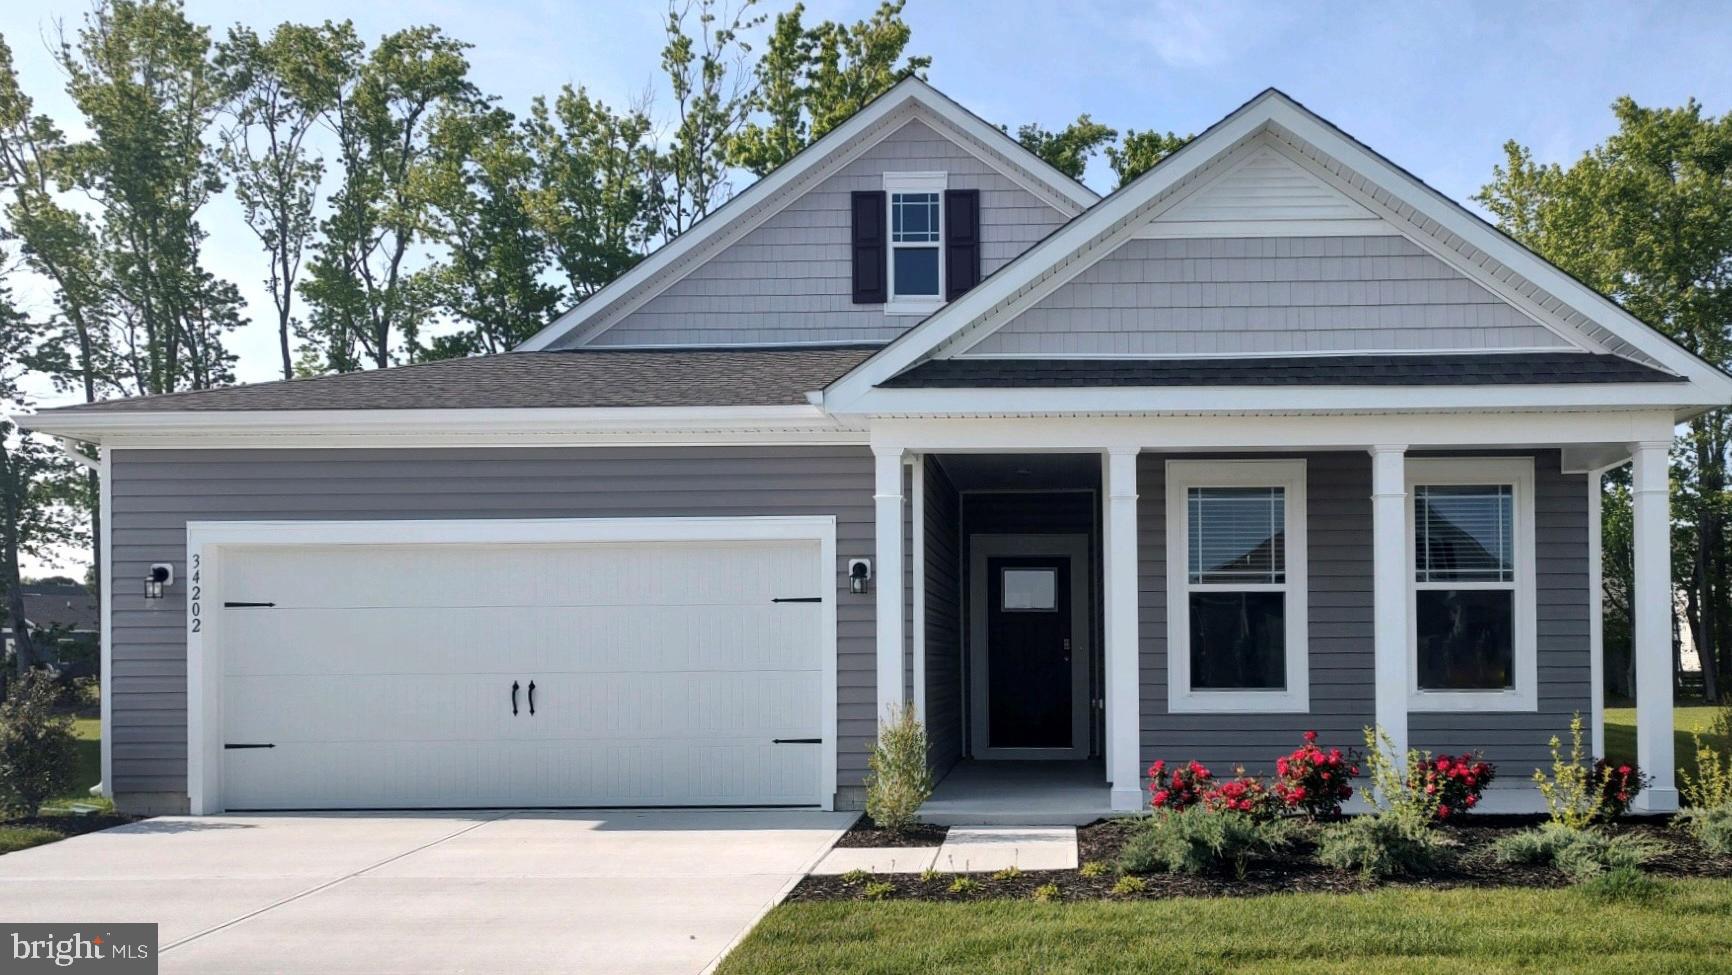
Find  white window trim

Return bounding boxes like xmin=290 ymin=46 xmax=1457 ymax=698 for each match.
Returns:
xmin=1166 ymin=459 xmax=1310 ymax=713
xmin=1406 ymin=457 xmax=1538 ymax=712
xmin=883 ymin=171 xmax=947 ymax=316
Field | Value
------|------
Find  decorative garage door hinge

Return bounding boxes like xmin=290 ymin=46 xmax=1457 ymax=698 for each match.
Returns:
xmin=224 ymin=743 xmax=275 ymax=749
xmin=223 ymin=601 xmax=276 ymax=608
xmin=770 ymin=596 xmax=823 ymax=603
xmin=772 ymin=738 xmax=822 ymax=744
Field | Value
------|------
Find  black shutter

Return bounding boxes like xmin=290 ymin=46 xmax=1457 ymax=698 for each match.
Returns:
xmin=944 ymin=189 xmax=980 ymax=299
xmin=851 ymin=190 xmax=887 ymax=304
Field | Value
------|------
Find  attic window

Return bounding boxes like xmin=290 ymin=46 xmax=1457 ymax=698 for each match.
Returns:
xmin=884 ymin=172 xmax=947 ymax=313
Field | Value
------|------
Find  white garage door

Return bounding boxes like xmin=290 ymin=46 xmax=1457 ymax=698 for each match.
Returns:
xmin=217 ymin=536 xmax=826 ymax=810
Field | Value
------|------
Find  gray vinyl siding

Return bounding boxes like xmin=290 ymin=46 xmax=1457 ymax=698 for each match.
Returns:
xmin=581 ymin=119 xmax=1068 ymax=347
xmin=968 ymin=235 xmax=1572 ymax=357
xmin=106 ymin=446 xmax=876 ymax=815
xmin=922 ymin=459 xmax=963 ymax=774
xmin=1137 ymin=449 xmax=1587 ymax=779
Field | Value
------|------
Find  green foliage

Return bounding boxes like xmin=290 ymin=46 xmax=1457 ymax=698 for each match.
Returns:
xmin=1360 ymin=725 xmax=1441 ymax=821
xmin=0 ymin=673 xmax=79 ymax=816
xmin=1030 ymin=882 xmax=1059 ymax=902
xmin=729 ymin=1 xmax=928 ymax=177
xmin=654 ymin=0 xmax=764 ymax=236
xmin=1109 ymin=874 xmax=1144 ymax=896
xmin=1317 ymin=810 xmax=1447 ymax=880
xmin=863 ymin=703 xmax=932 ymax=834
xmin=1679 ymin=804 xmax=1732 ymax=855
xmin=945 ymin=874 xmax=977 ymax=895
xmin=1492 ymin=822 xmax=1666 ymax=882
xmin=1011 ymin=115 xmax=1116 ymax=181
xmin=1078 ymin=860 xmax=1109 ymax=878
xmin=990 ymin=864 xmax=1020 ymax=881
xmin=1119 ymin=806 xmax=1294 ymax=879
xmin=1534 ymin=713 xmax=1607 ymax=829
xmin=861 ymin=880 xmax=893 ymax=900
xmin=917 ymin=866 xmax=940 ymax=884
xmin=1580 ymin=866 xmax=1667 ymax=903
xmin=1106 ymin=129 xmax=1190 ymax=186
xmin=839 ymin=868 xmax=869 ymax=885
xmin=1682 ymin=709 xmax=1732 ymax=810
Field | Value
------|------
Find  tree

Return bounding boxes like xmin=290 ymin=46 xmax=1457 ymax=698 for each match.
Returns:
xmin=522 ymin=86 xmax=657 ymax=303
xmin=215 ymin=21 xmax=350 ymax=379
xmin=728 ymin=1 xmax=928 ymax=177
xmin=654 ymin=0 xmax=763 ymax=236
xmin=1012 ymin=114 xmax=1116 ymax=181
xmin=420 ymin=104 xmax=563 ymax=357
xmin=299 ymin=26 xmax=477 ymax=371
xmin=54 ymin=0 xmax=241 ymax=395
xmin=1478 ymin=97 xmax=1732 ymax=701
xmin=1107 ymin=128 xmax=1190 ymax=186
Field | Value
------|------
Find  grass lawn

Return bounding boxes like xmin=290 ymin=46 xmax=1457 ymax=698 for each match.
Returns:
xmin=719 ymin=880 xmax=1732 ymax=974
xmin=1604 ymin=705 xmax=1729 ymax=787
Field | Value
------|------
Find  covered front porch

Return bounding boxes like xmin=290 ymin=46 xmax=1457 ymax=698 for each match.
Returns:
xmin=867 ymin=411 xmax=1682 ymax=819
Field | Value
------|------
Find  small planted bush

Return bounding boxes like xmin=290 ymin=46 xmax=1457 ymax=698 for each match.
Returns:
xmin=864 ymin=703 xmax=932 ymax=834
xmin=1079 ymin=860 xmax=1109 ymax=878
xmin=862 ymin=881 xmax=894 ymax=900
xmin=1273 ymin=730 xmax=1359 ymax=818
xmin=1492 ymin=822 xmax=1665 ymax=882
xmin=1534 ymin=713 xmax=1639 ymax=828
xmin=1317 ymin=809 xmax=1446 ymax=880
xmin=947 ymin=875 xmax=979 ymax=895
xmin=0 ymin=673 xmax=78 ymax=817
xmin=1593 ymin=759 xmax=1650 ymax=820
xmin=1119 ymin=806 xmax=1293 ymax=879
xmin=1681 ymin=710 xmax=1732 ymax=810
xmin=1200 ymin=768 xmax=1281 ymax=821
xmin=1031 ymin=882 xmax=1060 ymax=902
xmin=1678 ymin=805 xmax=1732 ymax=856
xmin=1146 ymin=759 xmax=1213 ymax=811
xmin=1110 ymin=874 xmax=1146 ymax=896
xmin=1411 ymin=752 xmax=1496 ymax=821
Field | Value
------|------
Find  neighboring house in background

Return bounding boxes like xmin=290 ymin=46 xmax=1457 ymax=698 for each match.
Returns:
xmin=26 ymin=81 xmax=1731 ymax=818
xmin=2 ymin=581 xmax=100 ymax=671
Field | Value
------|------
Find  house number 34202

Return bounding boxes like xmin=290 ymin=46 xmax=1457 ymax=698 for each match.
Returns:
xmin=189 ymin=553 xmax=202 ymax=633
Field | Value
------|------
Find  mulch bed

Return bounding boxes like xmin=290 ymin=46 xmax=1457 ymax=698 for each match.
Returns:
xmin=2 ymin=813 xmax=137 ymax=843
xmin=832 ymin=816 xmax=949 ymax=849
xmin=789 ymin=813 xmax=1732 ymax=903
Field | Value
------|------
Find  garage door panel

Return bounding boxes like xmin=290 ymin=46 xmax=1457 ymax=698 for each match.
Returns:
xmin=217 ymin=532 xmax=827 ymax=810
xmin=223 ymin=605 xmax=820 ymax=677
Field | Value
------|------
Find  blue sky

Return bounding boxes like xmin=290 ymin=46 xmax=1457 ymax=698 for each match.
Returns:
xmin=4 ymin=0 xmax=1728 ymax=396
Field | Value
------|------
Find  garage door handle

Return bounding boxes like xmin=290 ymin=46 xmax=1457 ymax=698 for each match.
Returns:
xmin=527 ymin=681 xmax=536 ymax=716
xmin=511 ymin=680 xmax=519 ymax=716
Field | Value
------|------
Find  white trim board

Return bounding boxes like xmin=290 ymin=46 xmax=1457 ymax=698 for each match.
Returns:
xmin=515 ymin=77 xmax=1095 ymax=353
xmin=183 ymin=515 xmax=839 ymax=815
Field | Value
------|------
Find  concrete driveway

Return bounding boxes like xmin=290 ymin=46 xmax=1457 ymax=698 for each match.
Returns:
xmin=0 ymin=809 xmax=852 ymax=974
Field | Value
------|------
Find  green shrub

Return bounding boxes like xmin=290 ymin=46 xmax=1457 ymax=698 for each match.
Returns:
xmin=918 ymin=867 xmax=942 ymax=884
xmin=1580 ymin=866 xmax=1666 ymax=903
xmin=1317 ymin=808 xmax=1447 ymax=879
xmin=1118 ymin=806 xmax=1293 ymax=879
xmin=1110 ymin=874 xmax=1145 ymax=896
xmin=1533 ymin=713 xmax=1618 ymax=828
xmin=946 ymin=875 xmax=978 ymax=895
xmin=1078 ymin=860 xmax=1109 ymax=878
xmin=864 ymin=703 xmax=932 ymax=834
xmin=0 ymin=673 xmax=78 ymax=816
xmin=1360 ymin=726 xmax=1440 ymax=820
xmin=862 ymin=880 xmax=894 ymax=900
xmin=1491 ymin=823 xmax=1665 ymax=882
xmin=1681 ymin=709 xmax=1732 ymax=810
xmin=1031 ymin=882 xmax=1059 ymax=902
xmin=991 ymin=864 xmax=1021 ymax=881
xmin=1678 ymin=805 xmax=1732 ymax=856
xmin=839 ymin=868 xmax=870 ymax=885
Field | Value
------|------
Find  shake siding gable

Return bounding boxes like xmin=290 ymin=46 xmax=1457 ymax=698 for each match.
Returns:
xmin=580 ymin=119 xmax=1069 ymax=347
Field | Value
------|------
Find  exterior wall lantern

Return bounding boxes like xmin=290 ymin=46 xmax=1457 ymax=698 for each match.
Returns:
xmin=145 ymin=563 xmax=174 ymax=600
xmin=848 ymin=558 xmax=872 ymax=595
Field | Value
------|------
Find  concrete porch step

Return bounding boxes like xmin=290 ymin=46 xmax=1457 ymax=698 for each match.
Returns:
xmin=917 ymin=759 xmax=1121 ymax=827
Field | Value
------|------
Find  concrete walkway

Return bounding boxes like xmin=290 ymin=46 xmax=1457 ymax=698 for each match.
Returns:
xmin=0 ymin=809 xmax=852 ymax=974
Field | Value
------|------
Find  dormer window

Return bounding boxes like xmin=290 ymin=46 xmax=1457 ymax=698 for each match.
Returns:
xmin=851 ymin=174 xmax=979 ymax=312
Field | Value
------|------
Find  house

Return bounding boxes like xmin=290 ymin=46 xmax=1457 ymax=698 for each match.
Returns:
xmin=25 ymin=81 xmax=1729 ymax=818
xmin=2 ymin=581 xmax=100 ymax=671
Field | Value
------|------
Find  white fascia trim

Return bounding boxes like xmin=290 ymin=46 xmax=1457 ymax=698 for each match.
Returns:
xmin=1404 ymin=457 xmax=1538 ymax=712
xmin=185 ymin=515 xmax=839 ymax=815
xmin=24 ymin=405 xmax=865 ymax=448
xmin=837 ymin=383 xmax=1721 ymax=417
xmin=515 ymin=79 xmax=1094 ymax=353
xmin=1166 ymin=459 xmax=1310 ymax=714
xmin=955 ymin=346 xmax=1585 ymax=361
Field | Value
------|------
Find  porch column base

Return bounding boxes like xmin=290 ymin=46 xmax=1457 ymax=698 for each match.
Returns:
xmin=1110 ymin=787 xmax=1144 ymax=812
xmin=1633 ymin=786 xmax=1680 ymax=815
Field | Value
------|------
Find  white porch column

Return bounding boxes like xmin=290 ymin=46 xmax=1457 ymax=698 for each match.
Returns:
xmin=1589 ymin=466 xmax=1607 ymax=759
xmin=1105 ymin=447 xmax=1142 ymax=811
xmin=1370 ymin=445 xmax=1410 ymax=764
xmin=1631 ymin=440 xmax=1678 ymax=812
xmin=874 ymin=444 xmax=906 ymax=725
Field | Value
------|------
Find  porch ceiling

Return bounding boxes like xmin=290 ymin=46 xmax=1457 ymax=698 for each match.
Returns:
xmin=935 ymin=452 xmax=1103 ymax=491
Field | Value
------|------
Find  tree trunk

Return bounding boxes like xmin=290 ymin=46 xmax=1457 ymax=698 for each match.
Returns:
xmin=3 ymin=537 xmax=39 ymax=676
xmin=1697 ymin=515 xmax=1722 ymax=702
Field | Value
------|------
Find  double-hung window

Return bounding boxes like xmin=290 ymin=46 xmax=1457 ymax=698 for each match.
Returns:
xmin=1167 ymin=460 xmax=1309 ymax=713
xmin=883 ymin=172 xmax=946 ymax=313
xmin=1407 ymin=457 xmax=1536 ymax=711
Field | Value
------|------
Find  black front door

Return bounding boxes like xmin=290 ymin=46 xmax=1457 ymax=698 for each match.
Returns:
xmin=986 ymin=557 xmax=1072 ymax=749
